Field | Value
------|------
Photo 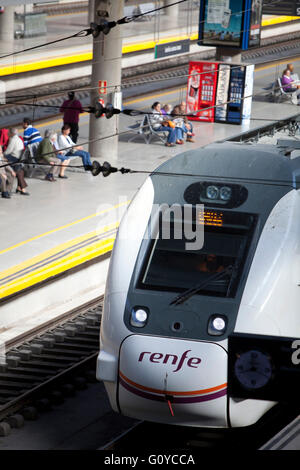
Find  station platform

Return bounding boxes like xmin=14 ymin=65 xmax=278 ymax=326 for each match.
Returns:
xmin=1 ymin=72 xmax=300 ymax=345
xmin=0 ymin=8 xmax=299 ymax=82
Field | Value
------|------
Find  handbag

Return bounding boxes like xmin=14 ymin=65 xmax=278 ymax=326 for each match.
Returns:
xmin=163 ymin=120 xmax=175 ymax=128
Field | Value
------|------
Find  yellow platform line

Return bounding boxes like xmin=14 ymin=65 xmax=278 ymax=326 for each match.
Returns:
xmin=0 ymin=223 xmax=118 ymax=300
xmin=0 ymin=31 xmax=198 ymax=77
xmin=261 ymin=16 xmax=300 ymax=27
xmin=0 ymin=200 xmax=129 ymax=257
xmin=1 ymin=13 xmax=299 ymax=78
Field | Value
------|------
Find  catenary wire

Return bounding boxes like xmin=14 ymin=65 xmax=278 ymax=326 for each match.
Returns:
xmin=0 ymin=0 xmax=189 ymax=61
xmin=0 ymin=0 xmax=282 ymax=67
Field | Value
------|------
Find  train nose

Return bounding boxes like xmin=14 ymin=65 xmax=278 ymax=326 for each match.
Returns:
xmin=118 ymin=335 xmax=228 ymax=427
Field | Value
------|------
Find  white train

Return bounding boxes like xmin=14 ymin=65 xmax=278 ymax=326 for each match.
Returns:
xmin=96 ymin=141 xmax=300 ymax=428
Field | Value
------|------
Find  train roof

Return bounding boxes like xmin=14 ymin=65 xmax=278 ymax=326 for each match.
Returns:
xmin=153 ymin=142 xmax=300 ymax=187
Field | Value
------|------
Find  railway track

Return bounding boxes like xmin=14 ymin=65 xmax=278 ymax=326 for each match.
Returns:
xmin=0 ymin=297 xmax=103 ymax=436
xmin=3 ymin=34 xmax=300 ymax=127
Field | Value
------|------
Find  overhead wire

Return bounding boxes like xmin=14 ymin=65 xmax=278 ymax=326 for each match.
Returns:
xmin=0 ymin=0 xmax=189 ymax=61
xmin=0 ymin=0 xmax=290 ymax=104
xmin=0 ymin=0 xmax=298 ymax=185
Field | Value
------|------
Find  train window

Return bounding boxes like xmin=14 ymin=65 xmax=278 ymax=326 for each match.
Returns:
xmin=139 ymin=210 xmax=256 ymax=298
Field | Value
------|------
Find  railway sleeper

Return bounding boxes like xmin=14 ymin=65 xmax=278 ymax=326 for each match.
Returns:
xmin=0 ymin=372 xmax=40 ymax=383
xmin=0 ymin=380 xmax=34 ymax=391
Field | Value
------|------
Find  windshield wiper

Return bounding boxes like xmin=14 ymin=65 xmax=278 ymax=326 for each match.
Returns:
xmin=169 ymin=265 xmax=233 ymax=306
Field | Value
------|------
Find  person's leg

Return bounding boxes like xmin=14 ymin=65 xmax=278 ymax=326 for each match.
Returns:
xmin=175 ymin=127 xmax=184 ymax=144
xmin=0 ymin=173 xmax=5 ymax=192
xmin=5 ymin=169 xmax=14 ymax=193
xmin=72 ymin=150 xmax=92 ymax=169
xmin=16 ymin=168 xmax=28 ymax=190
xmin=6 ymin=154 xmax=22 ymax=172
xmin=70 ymin=123 xmax=79 ymax=143
xmin=51 ymin=158 xmax=61 ymax=178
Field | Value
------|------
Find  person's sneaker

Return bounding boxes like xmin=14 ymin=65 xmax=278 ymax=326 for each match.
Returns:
xmin=165 ymin=142 xmax=176 ymax=147
xmin=176 ymin=140 xmax=184 ymax=144
xmin=45 ymin=174 xmax=56 ymax=182
xmin=2 ymin=191 xmax=11 ymax=198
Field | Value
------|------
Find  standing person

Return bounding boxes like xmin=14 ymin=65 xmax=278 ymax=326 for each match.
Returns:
xmin=59 ymin=91 xmax=84 ymax=143
xmin=57 ymin=124 xmax=92 ymax=170
xmin=4 ymin=128 xmax=29 ymax=195
xmin=36 ymin=129 xmax=70 ymax=181
xmin=22 ymin=118 xmax=42 ymax=148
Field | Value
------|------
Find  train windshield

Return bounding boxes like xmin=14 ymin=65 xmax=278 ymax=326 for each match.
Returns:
xmin=139 ymin=209 xmax=256 ymax=298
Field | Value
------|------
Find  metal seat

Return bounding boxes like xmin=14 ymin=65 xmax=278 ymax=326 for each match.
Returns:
xmin=21 ymin=142 xmax=47 ymax=178
xmin=127 ymin=114 xmax=167 ymax=144
xmin=276 ymin=78 xmax=298 ymax=105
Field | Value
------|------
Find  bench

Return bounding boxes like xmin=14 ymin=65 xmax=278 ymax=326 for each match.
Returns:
xmin=275 ymin=77 xmax=298 ymax=105
xmin=127 ymin=114 xmax=168 ymax=144
xmin=20 ymin=142 xmax=48 ymax=178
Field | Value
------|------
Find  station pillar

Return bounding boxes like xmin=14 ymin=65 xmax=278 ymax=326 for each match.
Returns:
xmin=216 ymin=47 xmax=242 ymax=64
xmin=0 ymin=6 xmax=15 ymax=45
xmin=164 ymin=0 xmax=179 ymax=18
xmin=88 ymin=0 xmax=123 ymax=161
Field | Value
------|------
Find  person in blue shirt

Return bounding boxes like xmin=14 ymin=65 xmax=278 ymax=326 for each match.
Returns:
xmin=22 ymin=118 xmax=42 ymax=147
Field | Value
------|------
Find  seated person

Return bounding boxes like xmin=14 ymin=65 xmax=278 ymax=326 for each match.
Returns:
xmin=0 ymin=128 xmax=9 ymax=151
xmin=149 ymin=101 xmax=177 ymax=147
xmin=161 ymin=104 xmax=172 ymax=116
xmin=287 ymin=63 xmax=299 ymax=82
xmin=22 ymin=118 xmax=42 ymax=148
xmin=171 ymin=104 xmax=195 ymax=144
xmin=0 ymin=160 xmax=15 ymax=199
xmin=281 ymin=69 xmax=300 ymax=96
xmin=57 ymin=124 xmax=92 ymax=170
xmin=36 ymin=129 xmax=70 ymax=181
xmin=3 ymin=128 xmax=29 ymax=195
xmin=196 ymin=254 xmax=224 ymax=273
xmin=178 ymin=101 xmax=194 ymax=136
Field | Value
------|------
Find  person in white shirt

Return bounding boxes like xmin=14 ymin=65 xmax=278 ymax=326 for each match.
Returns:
xmin=57 ymin=124 xmax=92 ymax=170
xmin=4 ymin=128 xmax=29 ymax=195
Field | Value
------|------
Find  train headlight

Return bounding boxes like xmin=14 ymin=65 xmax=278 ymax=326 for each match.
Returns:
xmin=220 ymin=186 xmax=232 ymax=201
xmin=130 ymin=307 xmax=149 ymax=328
xmin=206 ymin=185 xmax=219 ymax=200
xmin=208 ymin=315 xmax=227 ymax=336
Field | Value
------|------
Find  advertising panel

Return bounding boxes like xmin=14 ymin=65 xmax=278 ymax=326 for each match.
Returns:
xmin=215 ymin=63 xmax=231 ymax=122
xmin=248 ymin=0 xmax=263 ymax=48
xmin=186 ymin=61 xmax=219 ymax=122
xmin=198 ymin=0 xmax=262 ymax=50
xmin=186 ymin=62 xmax=201 ymax=117
xmin=227 ymin=65 xmax=246 ymax=124
xmin=242 ymin=64 xmax=254 ymax=121
xmin=200 ymin=0 xmax=244 ymax=47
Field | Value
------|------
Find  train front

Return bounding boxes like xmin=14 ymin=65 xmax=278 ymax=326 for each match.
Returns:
xmin=97 ymin=142 xmax=300 ymax=428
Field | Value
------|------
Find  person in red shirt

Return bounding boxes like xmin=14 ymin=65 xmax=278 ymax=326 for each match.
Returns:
xmin=0 ymin=128 xmax=9 ymax=151
xmin=59 ymin=91 xmax=83 ymax=143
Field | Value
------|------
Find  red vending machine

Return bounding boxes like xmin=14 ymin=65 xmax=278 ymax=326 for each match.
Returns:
xmin=186 ymin=61 xmax=219 ymax=122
